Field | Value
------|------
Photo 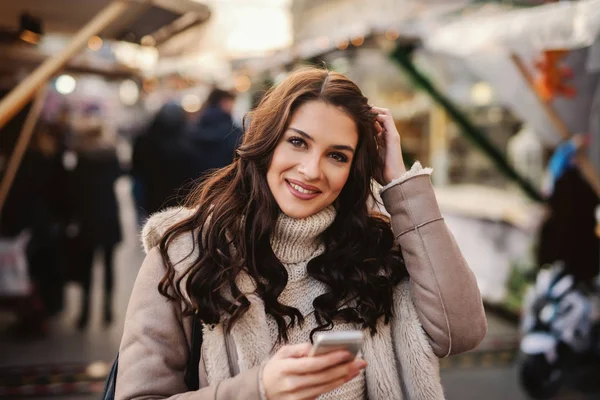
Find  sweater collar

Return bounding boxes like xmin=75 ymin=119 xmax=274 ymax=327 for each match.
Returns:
xmin=270 ymin=206 xmax=336 ymax=265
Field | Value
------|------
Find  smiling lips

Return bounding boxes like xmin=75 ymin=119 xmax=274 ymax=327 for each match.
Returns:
xmin=285 ymin=179 xmax=321 ymax=200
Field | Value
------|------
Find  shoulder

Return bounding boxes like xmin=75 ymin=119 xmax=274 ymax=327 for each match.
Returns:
xmin=140 ymin=207 xmax=202 ymax=304
xmin=141 ymin=207 xmax=197 ymax=254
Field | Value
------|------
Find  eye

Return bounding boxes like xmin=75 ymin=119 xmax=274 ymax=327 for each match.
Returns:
xmin=288 ymin=136 xmax=307 ymax=148
xmin=329 ymin=152 xmax=349 ymax=163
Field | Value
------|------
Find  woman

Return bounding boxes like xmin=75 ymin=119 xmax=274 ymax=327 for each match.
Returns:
xmin=116 ymin=67 xmax=486 ymax=400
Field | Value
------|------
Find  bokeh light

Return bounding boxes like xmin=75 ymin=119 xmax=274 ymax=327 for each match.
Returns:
xmin=55 ymin=75 xmax=76 ymax=95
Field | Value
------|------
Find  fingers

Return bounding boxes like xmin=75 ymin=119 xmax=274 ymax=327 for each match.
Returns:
xmin=372 ymin=107 xmax=396 ymax=135
xmin=283 ymin=350 xmax=352 ymax=374
xmin=290 ymin=359 xmax=366 ymax=388
xmin=375 ymin=118 xmax=400 ymax=148
xmin=374 ymin=120 xmax=383 ymax=135
xmin=371 ymin=107 xmax=393 ymax=129
xmin=370 ymin=106 xmax=391 ymax=115
xmin=375 ymin=113 xmax=394 ymax=128
xmin=297 ymin=372 xmax=359 ymax=400
xmin=273 ymin=343 xmax=313 ymax=360
xmin=374 ymin=118 xmax=388 ymax=149
xmin=264 ymin=345 xmax=368 ymax=400
xmin=279 ymin=359 xmax=366 ymax=399
xmin=372 ymin=107 xmax=391 ymax=127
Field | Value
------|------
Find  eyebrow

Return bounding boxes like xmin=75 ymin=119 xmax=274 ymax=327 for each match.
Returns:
xmin=288 ymin=127 xmax=355 ymax=153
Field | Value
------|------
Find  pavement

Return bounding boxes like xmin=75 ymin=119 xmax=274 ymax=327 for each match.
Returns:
xmin=0 ymin=177 xmax=597 ymax=399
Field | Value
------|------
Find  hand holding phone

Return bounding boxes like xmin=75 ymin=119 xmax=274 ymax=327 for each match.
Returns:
xmin=309 ymin=330 xmax=365 ymax=359
xmin=262 ymin=342 xmax=367 ymax=400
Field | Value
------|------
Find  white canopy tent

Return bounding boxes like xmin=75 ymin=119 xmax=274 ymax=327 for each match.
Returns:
xmin=416 ymin=1 xmax=600 ymax=168
xmin=424 ymin=0 xmax=600 ymax=57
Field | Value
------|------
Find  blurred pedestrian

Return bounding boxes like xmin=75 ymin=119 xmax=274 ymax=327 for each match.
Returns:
xmin=69 ymin=105 xmax=122 ymax=330
xmin=538 ymin=135 xmax=599 ymax=281
xmin=187 ymin=88 xmax=243 ymax=178
xmin=0 ymin=121 xmax=69 ymax=336
xmin=116 ymin=68 xmax=486 ymax=399
xmin=132 ymin=102 xmax=198 ymax=218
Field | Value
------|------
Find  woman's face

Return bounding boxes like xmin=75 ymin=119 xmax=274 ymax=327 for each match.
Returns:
xmin=267 ymin=101 xmax=359 ymax=219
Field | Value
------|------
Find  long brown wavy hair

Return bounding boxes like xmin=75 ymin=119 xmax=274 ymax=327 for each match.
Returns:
xmin=158 ymin=67 xmax=408 ymax=342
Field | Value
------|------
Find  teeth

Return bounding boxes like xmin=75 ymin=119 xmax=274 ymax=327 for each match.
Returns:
xmin=289 ymin=182 xmax=317 ymax=194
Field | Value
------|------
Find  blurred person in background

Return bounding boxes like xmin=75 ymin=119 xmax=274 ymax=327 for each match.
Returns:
xmin=69 ymin=104 xmax=122 ymax=330
xmin=187 ymin=88 xmax=243 ymax=178
xmin=132 ymin=102 xmax=199 ymax=220
xmin=538 ymin=134 xmax=599 ymax=281
xmin=0 ymin=120 xmax=70 ymax=336
xmin=115 ymin=68 xmax=486 ymax=399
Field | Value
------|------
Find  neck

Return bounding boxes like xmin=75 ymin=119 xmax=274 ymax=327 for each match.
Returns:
xmin=270 ymin=206 xmax=336 ymax=265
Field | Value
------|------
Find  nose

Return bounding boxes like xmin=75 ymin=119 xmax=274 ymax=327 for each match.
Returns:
xmin=298 ymin=155 xmax=322 ymax=181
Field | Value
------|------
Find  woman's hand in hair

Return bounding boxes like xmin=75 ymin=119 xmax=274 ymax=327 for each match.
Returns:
xmin=261 ymin=343 xmax=366 ymax=400
xmin=371 ymin=106 xmax=406 ymax=184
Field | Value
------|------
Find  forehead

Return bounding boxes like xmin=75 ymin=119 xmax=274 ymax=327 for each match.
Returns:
xmin=288 ymin=101 xmax=358 ymax=147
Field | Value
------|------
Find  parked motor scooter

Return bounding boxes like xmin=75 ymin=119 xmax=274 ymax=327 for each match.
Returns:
xmin=519 ymin=263 xmax=600 ymax=399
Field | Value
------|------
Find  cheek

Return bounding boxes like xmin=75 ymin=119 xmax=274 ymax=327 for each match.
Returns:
xmin=327 ymin=166 xmax=352 ymax=194
xmin=268 ymin=147 xmax=291 ymax=177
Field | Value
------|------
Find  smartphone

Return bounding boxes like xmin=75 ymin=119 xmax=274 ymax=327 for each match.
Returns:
xmin=308 ymin=331 xmax=364 ymax=359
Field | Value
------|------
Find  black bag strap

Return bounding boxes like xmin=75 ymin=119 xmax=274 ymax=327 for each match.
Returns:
xmin=103 ymin=312 xmax=203 ymax=399
xmin=102 ymin=353 xmax=119 ymax=400
xmin=184 ymin=311 xmax=203 ymax=390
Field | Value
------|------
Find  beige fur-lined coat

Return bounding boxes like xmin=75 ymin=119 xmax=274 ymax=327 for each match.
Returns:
xmin=116 ymin=170 xmax=487 ymax=400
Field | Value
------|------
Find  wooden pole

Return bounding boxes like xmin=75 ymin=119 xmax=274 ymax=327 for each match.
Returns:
xmin=0 ymin=87 xmax=48 ymax=215
xmin=429 ymin=104 xmax=449 ymax=186
xmin=510 ymin=54 xmax=570 ymax=140
xmin=0 ymin=0 xmax=133 ymax=133
xmin=510 ymin=53 xmax=600 ymax=197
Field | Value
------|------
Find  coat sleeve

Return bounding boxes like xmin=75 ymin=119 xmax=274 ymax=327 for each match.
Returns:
xmin=116 ymin=247 xmax=263 ymax=400
xmin=381 ymin=171 xmax=487 ymax=358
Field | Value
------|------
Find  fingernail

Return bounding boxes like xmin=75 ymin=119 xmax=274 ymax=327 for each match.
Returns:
xmin=357 ymin=360 xmax=368 ymax=369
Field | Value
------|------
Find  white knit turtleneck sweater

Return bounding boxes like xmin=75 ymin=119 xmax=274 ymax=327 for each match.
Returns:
xmin=268 ymin=206 xmax=366 ymax=400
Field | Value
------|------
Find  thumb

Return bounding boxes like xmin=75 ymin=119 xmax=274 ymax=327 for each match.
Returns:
xmin=273 ymin=343 xmax=312 ymax=360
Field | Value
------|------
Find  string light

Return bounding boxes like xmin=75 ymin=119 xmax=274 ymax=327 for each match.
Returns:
xmin=471 ymin=82 xmax=494 ymax=105
xmin=385 ymin=29 xmax=400 ymax=41
xmin=55 ymin=75 xmax=76 ymax=95
xmin=235 ymin=75 xmax=251 ymax=93
xmin=337 ymin=40 xmax=349 ymax=50
xmin=20 ymin=30 xmax=40 ymax=44
xmin=88 ymin=36 xmax=103 ymax=51
xmin=181 ymin=94 xmax=201 ymax=113
xmin=350 ymin=36 xmax=364 ymax=46
xmin=119 ymin=79 xmax=139 ymax=106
